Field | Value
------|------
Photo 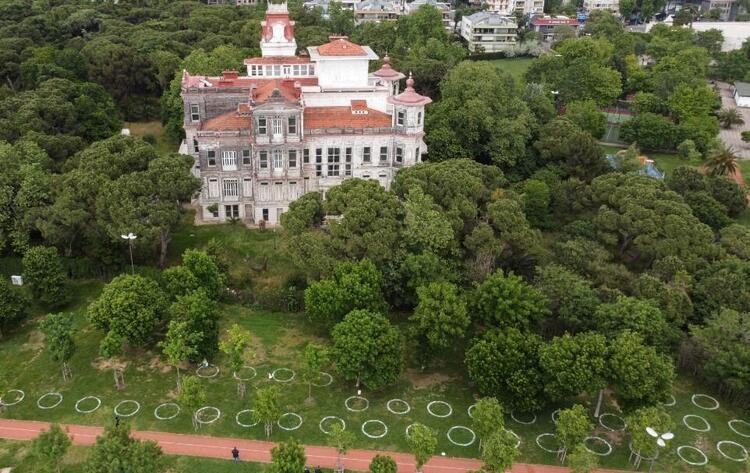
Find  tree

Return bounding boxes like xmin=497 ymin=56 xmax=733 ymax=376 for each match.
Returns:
xmin=160 ymin=320 xmax=200 ymax=393
xmin=280 ymin=192 xmax=324 ymax=235
xmin=369 ymin=455 xmax=397 ymax=473
xmin=685 ymin=191 xmax=731 ymax=230
xmin=534 ymin=118 xmax=609 ymax=181
xmin=178 ymin=375 xmax=207 ymax=431
xmin=720 ymin=224 xmax=750 ymax=260
xmin=84 ymin=423 xmax=165 ymax=473
xmin=254 ymin=385 xmax=282 ymax=438
xmin=403 ymin=186 xmax=455 ymax=256
xmin=304 ymin=259 xmax=388 ymax=327
xmin=167 ymin=289 xmax=220 ymax=360
xmin=667 ymin=84 xmax=719 ymax=122
xmin=608 ymin=331 xmax=675 ymax=408
xmin=0 ymin=278 xmax=30 ymax=338
xmin=471 ymin=397 xmax=505 ymax=451
xmin=181 ymin=249 xmax=225 ymax=300
xmin=705 ymin=141 xmax=739 ymax=177
xmin=568 ymin=444 xmax=598 ymax=473
xmin=471 ymin=269 xmax=549 ymax=330
xmin=465 ymin=328 xmax=544 ymax=411
xmin=620 ymin=113 xmax=678 ymax=150
xmin=522 ymin=179 xmax=551 ymax=228
xmin=22 ymin=246 xmax=68 ymax=308
xmin=666 ymin=166 xmax=706 ymax=195
xmin=481 ymin=429 xmax=519 ymax=473
xmin=410 ymin=282 xmax=469 ymax=361
xmin=535 ymin=265 xmax=600 ymax=333
xmin=717 ymin=107 xmax=745 ymax=129
xmin=87 ymin=274 xmax=167 ymax=347
xmin=555 ymin=404 xmax=592 ymax=462
xmin=407 ymin=423 xmax=437 ymax=473
xmin=327 ymin=423 xmax=354 ymax=472
xmin=539 ymin=332 xmax=608 ymax=405
xmin=565 ymin=100 xmax=606 ymax=139
xmin=31 ymin=424 xmax=70 ymax=473
xmin=331 ymin=310 xmax=404 ymax=389
xmin=219 ymin=324 xmax=253 ymax=398
xmin=270 ymin=439 xmax=306 ymax=473
xmin=626 ymin=406 xmax=674 ymax=460
xmin=301 ymin=342 xmax=329 ymax=400
xmin=708 ymin=176 xmax=747 ymax=217
xmin=593 ymin=296 xmax=669 ymax=348
xmin=39 ymin=313 xmax=76 ymax=382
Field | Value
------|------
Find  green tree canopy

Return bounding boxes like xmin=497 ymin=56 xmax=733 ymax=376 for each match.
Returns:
xmin=471 ymin=269 xmax=549 ymax=330
xmin=410 ymin=281 xmax=469 ymax=357
xmin=22 ymin=245 xmax=68 ymax=308
xmin=539 ymin=332 xmax=608 ymax=402
xmin=270 ymin=439 xmax=307 ymax=473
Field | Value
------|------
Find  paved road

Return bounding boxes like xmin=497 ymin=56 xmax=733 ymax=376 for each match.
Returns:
xmin=0 ymin=418 xmax=629 ymax=473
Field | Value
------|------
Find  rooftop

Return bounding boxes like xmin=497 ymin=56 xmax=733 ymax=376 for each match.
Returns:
xmin=304 ymin=105 xmax=392 ymax=129
xmin=463 ymin=11 xmax=517 ymax=25
xmin=315 ymin=36 xmax=368 ymax=56
xmin=735 ymin=81 xmax=750 ymax=96
xmin=531 ymin=15 xmax=578 ymax=26
xmin=201 ymin=110 xmax=253 ymax=132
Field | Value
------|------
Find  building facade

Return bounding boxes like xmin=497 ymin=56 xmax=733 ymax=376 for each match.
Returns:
xmin=484 ymin=0 xmax=543 ymax=16
xmin=582 ymin=0 xmax=619 ymax=11
xmin=181 ymin=3 xmax=430 ymax=225
xmin=460 ymin=12 xmax=518 ymax=52
xmin=530 ymin=15 xmax=579 ymax=41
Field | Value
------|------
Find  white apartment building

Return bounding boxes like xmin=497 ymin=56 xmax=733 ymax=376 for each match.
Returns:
xmin=181 ymin=3 xmax=431 ymax=225
xmin=582 ymin=0 xmax=619 ymax=12
xmin=460 ymin=12 xmax=518 ymax=52
xmin=485 ymin=0 xmax=543 ymax=16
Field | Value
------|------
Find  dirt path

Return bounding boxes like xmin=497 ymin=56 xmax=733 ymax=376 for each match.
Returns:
xmin=0 ymin=418 xmax=628 ymax=473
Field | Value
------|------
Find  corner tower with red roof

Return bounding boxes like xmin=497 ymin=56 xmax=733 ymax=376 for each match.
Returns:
xmin=180 ymin=2 xmax=432 ymax=225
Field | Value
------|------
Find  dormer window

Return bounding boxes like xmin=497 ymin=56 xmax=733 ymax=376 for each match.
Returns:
xmin=397 ymin=111 xmax=405 ymax=126
xmin=258 ymin=117 xmax=267 ymax=134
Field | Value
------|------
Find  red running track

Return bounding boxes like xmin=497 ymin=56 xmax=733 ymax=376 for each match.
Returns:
xmin=0 ymin=419 xmax=626 ymax=473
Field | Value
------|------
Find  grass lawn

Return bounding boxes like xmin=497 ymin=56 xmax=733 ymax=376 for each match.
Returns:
xmin=484 ymin=57 xmax=535 ymax=83
xmin=123 ymin=121 xmax=179 ymax=157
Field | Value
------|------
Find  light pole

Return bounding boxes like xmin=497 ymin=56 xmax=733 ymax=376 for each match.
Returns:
xmin=120 ymin=233 xmax=137 ymax=274
xmin=645 ymin=427 xmax=673 ymax=472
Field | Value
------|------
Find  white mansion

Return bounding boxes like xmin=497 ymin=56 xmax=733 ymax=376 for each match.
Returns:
xmin=181 ymin=3 xmax=430 ymax=225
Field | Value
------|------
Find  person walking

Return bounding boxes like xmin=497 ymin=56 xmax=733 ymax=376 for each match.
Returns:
xmin=304 ymin=466 xmax=310 ymax=473
xmin=315 ymin=465 xmax=322 ymax=473
xmin=232 ymin=446 xmax=240 ymax=463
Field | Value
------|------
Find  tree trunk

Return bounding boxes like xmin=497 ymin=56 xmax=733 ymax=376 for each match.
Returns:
xmin=265 ymin=421 xmax=273 ymax=438
xmin=176 ymin=366 xmax=181 ymax=393
xmin=594 ymin=388 xmax=604 ymax=418
xmin=159 ymin=231 xmax=171 ymax=268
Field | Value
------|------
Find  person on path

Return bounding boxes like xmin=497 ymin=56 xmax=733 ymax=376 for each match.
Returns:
xmin=232 ymin=446 xmax=240 ymax=462
xmin=315 ymin=465 xmax=322 ymax=473
xmin=114 ymin=416 xmax=120 ymax=427
xmin=305 ymin=466 xmax=311 ymax=473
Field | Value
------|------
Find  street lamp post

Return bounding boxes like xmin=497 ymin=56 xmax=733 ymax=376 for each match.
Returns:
xmin=120 ymin=233 xmax=137 ymax=274
xmin=645 ymin=427 xmax=673 ymax=472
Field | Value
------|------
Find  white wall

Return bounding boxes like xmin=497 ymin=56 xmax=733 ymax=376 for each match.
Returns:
xmin=736 ymin=93 xmax=750 ymax=108
xmin=303 ymin=89 xmax=390 ymax=113
xmin=315 ymin=59 xmax=370 ymax=88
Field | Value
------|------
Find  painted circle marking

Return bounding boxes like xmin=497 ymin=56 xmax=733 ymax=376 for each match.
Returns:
xmin=683 ymin=414 xmax=711 ymax=432
xmin=236 ymin=409 xmax=260 ymax=428
xmin=716 ymin=440 xmax=748 ymax=462
xmin=195 ymin=406 xmax=221 ymax=424
xmin=504 ymin=429 xmax=521 ymax=449
xmin=114 ymin=400 xmax=141 ymax=417
xmin=405 ymin=423 xmax=417 ymax=438
xmin=319 ymin=416 xmax=346 ymax=434
xmin=233 ymin=366 xmax=257 ymax=381
xmin=271 ymin=368 xmax=295 ymax=383
xmin=386 ymin=399 xmax=410 ymax=415
xmin=311 ymin=372 xmax=333 ymax=387
xmin=691 ymin=393 xmax=719 ymax=410
xmin=277 ymin=412 xmax=303 ymax=431
xmin=447 ymin=426 xmax=476 ymax=447
xmin=676 ymin=446 xmax=708 ymax=466
xmin=0 ymin=389 xmax=25 ymax=406
xmin=728 ymin=419 xmax=750 ymax=438
xmin=583 ymin=436 xmax=612 ymax=456
xmin=361 ymin=419 xmax=388 ymax=439
xmin=511 ymin=411 xmax=536 ymax=425
xmin=598 ymin=413 xmax=626 ymax=432
xmin=345 ymin=395 xmax=369 ymax=412
xmin=75 ymin=396 xmax=101 ymax=414
xmin=426 ymin=400 xmax=453 ymax=418
xmin=551 ymin=409 xmax=560 ymax=424
xmin=36 ymin=392 xmax=63 ymax=410
xmin=154 ymin=402 xmax=180 ymax=420
xmin=535 ymin=433 xmax=563 ymax=453
xmin=196 ymin=364 xmax=219 ymax=378
xmin=660 ymin=394 xmax=676 ymax=407
xmin=467 ymin=404 xmax=476 ymax=418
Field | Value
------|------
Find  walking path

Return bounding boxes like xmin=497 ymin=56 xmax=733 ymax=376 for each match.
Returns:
xmin=0 ymin=419 xmax=628 ymax=473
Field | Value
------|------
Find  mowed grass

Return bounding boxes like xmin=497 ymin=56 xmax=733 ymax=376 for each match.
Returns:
xmin=600 ymin=145 xmax=701 ymax=177
xmin=484 ymin=57 xmax=535 ymax=83
xmin=123 ymin=121 xmax=179 ymax=157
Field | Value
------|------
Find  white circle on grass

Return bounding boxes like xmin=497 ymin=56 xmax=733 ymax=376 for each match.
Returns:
xmin=511 ymin=411 xmax=536 ymax=425
xmin=75 ymin=396 xmax=101 ymax=414
xmin=716 ymin=441 xmax=748 ymax=462
xmin=195 ymin=406 xmax=221 ymax=424
xmin=361 ymin=420 xmax=388 ymax=439
xmin=427 ymin=400 xmax=452 ymax=418
xmin=467 ymin=404 xmax=476 ymax=418
xmin=345 ymin=395 xmax=369 ymax=412
xmin=233 ymin=366 xmax=257 ymax=381
xmin=583 ymin=436 xmax=612 ymax=456
xmin=535 ymin=433 xmax=563 ymax=453
xmin=387 ymin=399 xmax=410 ymax=415
xmin=405 ymin=423 xmax=417 ymax=438
xmin=278 ymin=412 xmax=303 ymax=431
xmin=0 ymin=390 xmax=25 ymax=406
xmin=114 ymin=400 xmax=140 ymax=417
xmin=676 ymin=446 xmax=708 ymax=466
xmin=154 ymin=403 xmax=180 ymax=420
xmin=691 ymin=394 xmax=719 ymax=410
xmin=311 ymin=372 xmax=333 ymax=387
xmin=728 ymin=419 xmax=750 ymax=438
xmin=236 ymin=409 xmax=260 ymax=428
xmin=598 ymin=413 xmax=626 ymax=432
xmin=504 ymin=429 xmax=521 ymax=449
xmin=37 ymin=392 xmax=63 ymax=410
xmin=447 ymin=426 xmax=476 ymax=447
xmin=660 ymin=394 xmax=676 ymax=407
xmin=271 ymin=368 xmax=295 ymax=383
xmin=196 ymin=364 xmax=219 ymax=378
xmin=683 ymin=414 xmax=711 ymax=432
xmin=319 ymin=416 xmax=345 ymax=434
xmin=551 ymin=409 xmax=560 ymax=424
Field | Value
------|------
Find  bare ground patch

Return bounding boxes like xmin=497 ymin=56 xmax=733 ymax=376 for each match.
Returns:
xmin=405 ymin=369 xmax=455 ymax=389
xmin=91 ymin=357 xmax=128 ymax=372
xmin=248 ymin=333 xmax=269 ymax=364
xmin=269 ymin=328 xmax=321 ymax=360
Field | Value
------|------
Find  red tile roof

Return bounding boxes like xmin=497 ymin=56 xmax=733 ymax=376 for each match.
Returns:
xmin=316 ymin=37 xmax=367 ymax=57
xmin=244 ymin=56 xmax=312 ymax=65
xmin=201 ymin=111 xmax=252 ymax=131
xmin=304 ymin=106 xmax=391 ymax=129
xmin=531 ymin=16 xmax=578 ymax=26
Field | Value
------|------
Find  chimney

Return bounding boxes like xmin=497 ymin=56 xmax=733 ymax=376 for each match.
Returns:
xmin=222 ymin=70 xmax=239 ymax=80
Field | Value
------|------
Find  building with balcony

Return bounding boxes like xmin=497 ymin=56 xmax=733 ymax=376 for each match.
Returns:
xmin=485 ymin=0 xmax=543 ymax=15
xmin=530 ymin=15 xmax=579 ymax=41
xmin=353 ymin=0 xmax=401 ymax=23
xmin=460 ymin=12 xmax=518 ymax=52
xmin=181 ymin=2 xmax=430 ymax=225
xmin=405 ymin=0 xmax=457 ymax=30
xmin=582 ymin=0 xmax=619 ymax=11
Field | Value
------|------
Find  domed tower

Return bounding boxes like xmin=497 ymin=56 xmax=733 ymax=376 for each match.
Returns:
xmin=388 ymin=73 xmax=431 ymax=133
xmin=371 ymin=54 xmax=405 ymax=96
